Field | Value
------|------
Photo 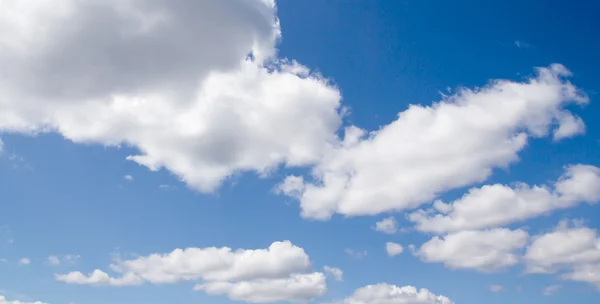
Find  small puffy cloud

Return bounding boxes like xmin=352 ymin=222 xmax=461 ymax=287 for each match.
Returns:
xmin=57 ymin=241 xmax=326 ymax=302
xmin=416 ymin=228 xmax=529 ymax=272
xmin=123 ymin=175 xmax=133 ymax=181
xmin=489 ymin=284 xmax=504 ymax=292
xmin=524 ymin=220 xmax=600 ymax=289
xmin=55 ymin=269 xmax=143 ymax=286
xmin=374 ymin=217 xmax=398 ymax=234
xmin=323 ymin=266 xmax=343 ymax=281
xmin=327 ymin=283 xmax=453 ymax=304
xmin=0 ymin=295 xmax=48 ymax=304
xmin=542 ymin=285 xmax=562 ymax=296
xmin=18 ymin=258 xmax=30 ymax=266
xmin=280 ymin=64 xmax=588 ymax=220
xmin=409 ymin=165 xmax=600 ymax=234
xmin=345 ymin=249 xmax=367 ymax=260
xmin=385 ymin=242 xmax=404 ymax=257
xmin=194 ymin=272 xmax=326 ymax=303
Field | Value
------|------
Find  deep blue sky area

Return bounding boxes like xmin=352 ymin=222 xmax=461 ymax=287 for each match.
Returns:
xmin=0 ymin=1 xmax=599 ymax=304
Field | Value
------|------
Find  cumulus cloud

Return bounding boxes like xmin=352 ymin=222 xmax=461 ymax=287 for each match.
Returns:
xmin=194 ymin=272 xmax=326 ymax=303
xmin=0 ymin=0 xmax=343 ymax=193
xmin=409 ymin=164 xmax=600 ymax=233
xmin=323 ymin=266 xmax=343 ymax=281
xmin=55 ymin=270 xmax=143 ymax=286
xmin=327 ymin=283 xmax=453 ymax=304
xmin=279 ymin=64 xmax=588 ymax=220
xmin=386 ymin=242 xmax=404 ymax=257
xmin=0 ymin=296 xmax=47 ymax=304
xmin=524 ymin=220 xmax=600 ymax=289
xmin=57 ymin=241 xmax=326 ymax=302
xmin=374 ymin=217 xmax=399 ymax=234
xmin=48 ymin=254 xmax=81 ymax=266
xmin=416 ymin=228 xmax=529 ymax=272
xmin=18 ymin=258 xmax=30 ymax=266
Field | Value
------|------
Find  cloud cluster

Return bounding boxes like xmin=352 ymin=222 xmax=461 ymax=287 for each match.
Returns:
xmin=524 ymin=220 xmax=600 ymax=289
xmin=327 ymin=283 xmax=453 ymax=304
xmin=410 ymin=165 xmax=600 ymax=233
xmin=56 ymin=241 xmax=326 ymax=303
xmin=0 ymin=0 xmax=342 ymax=192
xmin=279 ymin=64 xmax=588 ymax=220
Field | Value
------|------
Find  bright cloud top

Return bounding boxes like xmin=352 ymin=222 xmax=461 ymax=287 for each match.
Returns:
xmin=409 ymin=164 xmax=600 ymax=233
xmin=525 ymin=220 xmax=600 ymax=289
xmin=0 ymin=0 xmax=343 ymax=193
xmin=279 ymin=64 xmax=589 ymax=220
xmin=0 ymin=296 xmax=47 ymax=304
xmin=416 ymin=228 xmax=529 ymax=272
xmin=328 ymin=283 xmax=453 ymax=304
xmin=56 ymin=241 xmax=326 ymax=303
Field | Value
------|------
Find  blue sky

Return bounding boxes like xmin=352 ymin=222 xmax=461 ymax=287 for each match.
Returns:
xmin=1 ymin=1 xmax=599 ymax=304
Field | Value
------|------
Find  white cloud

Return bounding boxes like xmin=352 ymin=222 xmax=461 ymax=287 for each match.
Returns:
xmin=0 ymin=296 xmax=48 ymax=304
xmin=194 ymin=272 xmax=326 ymax=303
xmin=385 ymin=242 xmax=404 ymax=257
xmin=18 ymin=258 xmax=30 ymax=266
xmin=328 ymin=283 xmax=453 ymax=304
xmin=55 ymin=269 xmax=143 ymax=286
xmin=279 ymin=64 xmax=588 ymax=220
xmin=416 ymin=228 xmax=529 ymax=272
xmin=489 ymin=284 xmax=504 ymax=292
xmin=57 ymin=241 xmax=326 ymax=302
xmin=47 ymin=254 xmax=81 ymax=266
xmin=524 ymin=220 xmax=600 ymax=289
xmin=542 ymin=285 xmax=562 ymax=296
xmin=47 ymin=256 xmax=60 ymax=266
xmin=345 ymin=249 xmax=367 ymax=259
xmin=323 ymin=266 xmax=343 ymax=281
xmin=374 ymin=217 xmax=398 ymax=234
xmin=0 ymin=0 xmax=343 ymax=193
xmin=123 ymin=175 xmax=133 ymax=181
xmin=409 ymin=164 xmax=600 ymax=233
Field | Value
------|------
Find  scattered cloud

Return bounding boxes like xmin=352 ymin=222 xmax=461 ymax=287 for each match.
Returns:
xmin=524 ymin=220 xmax=600 ymax=289
xmin=409 ymin=164 xmax=600 ymax=233
xmin=327 ymin=283 xmax=453 ymax=304
xmin=57 ymin=241 xmax=326 ymax=302
xmin=416 ymin=228 xmax=528 ymax=272
xmin=514 ymin=40 xmax=533 ymax=48
xmin=123 ymin=175 xmax=133 ymax=181
xmin=385 ymin=242 xmax=404 ymax=257
xmin=47 ymin=254 xmax=81 ymax=266
xmin=18 ymin=258 xmax=30 ymax=266
xmin=542 ymin=285 xmax=563 ymax=296
xmin=323 ymin=266 xmax=343 ymax=281
xmin=374 ymin=217 xmax=398 ymax=234
xmin=279 ymin=64 xmax=588 ymax=220
xmin=345 ymin=249 xmax=367 ymax=260
xmin=490 ymin=284 xmax=504 ymax=293
xmin=0 ymin=295 xmax=48 ymax=304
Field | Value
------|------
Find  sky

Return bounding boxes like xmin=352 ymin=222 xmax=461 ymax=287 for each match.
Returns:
xmin=0 ymin=0 xmax=600 ymax=303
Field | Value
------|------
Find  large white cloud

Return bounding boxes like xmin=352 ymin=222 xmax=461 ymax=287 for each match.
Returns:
xmin=278 ymin=64 xmax=588 ymax=220
xmin=56 ymin=241 xmax=326 ymax=303
xmin=409 ymin=164 xmax=600 ymax=233
xmin=0 ymin=296 xmax=47 ymax=304
xmin=0 ymin=0 xmax=343 ymax=192
xmin=524 ymin=220 xmax=600 ymax=289
xmin=327 ymin=283 xmax=453 ymax=304
xmin=416 ymin=228 xmax=529 ymax=272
